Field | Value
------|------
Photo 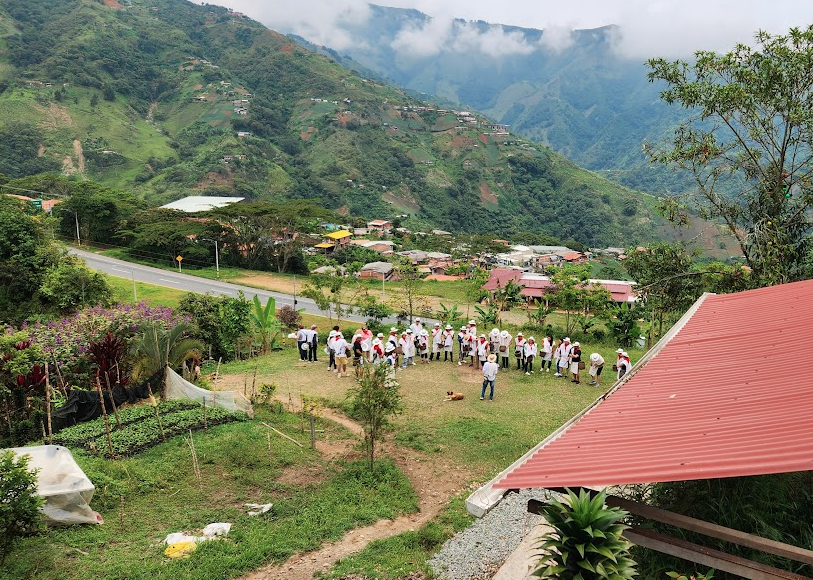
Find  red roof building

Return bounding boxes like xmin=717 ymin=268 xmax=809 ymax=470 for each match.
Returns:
xmin=494 ymin=279 xmax=813 ymax=490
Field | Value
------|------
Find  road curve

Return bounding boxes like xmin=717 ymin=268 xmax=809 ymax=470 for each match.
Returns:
xmin=70 ymin=248 xmax=394 ymax=325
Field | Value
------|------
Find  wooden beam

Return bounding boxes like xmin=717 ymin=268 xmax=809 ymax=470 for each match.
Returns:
xmin=605 ymin=495 xmax=813 ymax=567
xmin=626 ymin=526 xmax=812 ymax=580
xmin=531 ymin=488 xmax=813 ymax=567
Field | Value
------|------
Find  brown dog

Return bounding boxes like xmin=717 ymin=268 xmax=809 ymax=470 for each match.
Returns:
xmin=445 ymin=390 xmax=464 ymax=401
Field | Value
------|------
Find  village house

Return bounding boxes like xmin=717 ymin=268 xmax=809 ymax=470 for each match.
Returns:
xmin=482 ymin=268 xmax=637 ymax=305
xmin=314 ymin=229 xmax=353 ymax=254
xmin=358 ymin=261 xmax=395 ymax=281
xmin=350 ymin=239 xmax=395 ymax=255
xmin=396 ymin=249 xmax=429 ymax=265
xmin=367 ymin=219 xmax=393 ymax=233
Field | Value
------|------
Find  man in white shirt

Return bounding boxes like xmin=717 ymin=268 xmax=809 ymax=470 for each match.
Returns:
xmin=409 ymin=317 xmax=423 ymax=336
xmin=588 ymin=352 xmax=605 ymax=387
xmin=430 ymin=322 xmax=442 ymax=361
xmin=481 ymin=354 xmax=499 ymax=401
xmin=332 ymin=333 xmax=349 ymax=377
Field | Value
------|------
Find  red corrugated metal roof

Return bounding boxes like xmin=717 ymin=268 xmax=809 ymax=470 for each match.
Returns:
xmin=495 ymin=279 xmax=813 ymax=489
xmin=482 ymin=268 xmax=523 ymax=291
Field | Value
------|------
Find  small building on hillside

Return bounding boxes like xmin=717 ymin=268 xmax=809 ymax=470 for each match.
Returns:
xmin=358 ymin=261 xmax=395 ymax=281
xmin=367 ymin=219 xmax=393 ymax=233
xmin=314 ymin=229 xmax=353 ymax=254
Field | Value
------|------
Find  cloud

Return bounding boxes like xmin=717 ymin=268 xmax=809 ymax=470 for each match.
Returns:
xmin=223 ymin=0 xmax=372 ymax=50
xmin=225 ymin=0 xmax=813 ymax=59
xmin=390 ymin=18 xmax=538 ymax=58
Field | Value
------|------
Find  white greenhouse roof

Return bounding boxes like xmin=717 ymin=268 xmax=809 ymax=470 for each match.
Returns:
xmin=160 ymin=196 xmax=244 ymax=213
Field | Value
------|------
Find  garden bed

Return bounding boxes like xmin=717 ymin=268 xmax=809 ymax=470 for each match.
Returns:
xmin=53 ymin=399 xmax=247 ymax=457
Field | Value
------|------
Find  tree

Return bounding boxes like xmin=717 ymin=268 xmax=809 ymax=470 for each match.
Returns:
xmin=0 ymin=197 xmax=61 ymax=322
xmin=347 ymin=363 xmax=402 ymax=471
xmin=39 ymin=256 xmax=113 ymax=313
xmin=178 ymin=292 xmax=251 ymax=361
xmin=55 ymin=182 xmax=140 ymax=244
xmin=645 ymin=26 xmax=813 ymax=286
xmin=0 ymin=450 xmax=44 ymax=566
xmin=392 ymin=259 xmax=423 ymax=323
xmin=548 ymin=264 xmax=610 ymax=334
xmin=491 ymin=279 xmax=525 ymax=324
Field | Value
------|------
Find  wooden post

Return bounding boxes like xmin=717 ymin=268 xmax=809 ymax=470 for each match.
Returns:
xmin=95 ymin=377 xmax=114 ymax=459
xmin=214 ymin=357 xmax=222 ymax=383
xmin=251 ymin=364 xmax=258 ymax=403
xmin=202 ymin=399 xmax=207 ymax=430
xmin=103 ymin=372 xmax=122 ymax=429
xmin=45 ymin=364 xmax=53 ymax=445
xmin=51 ymin=354 xmax=68 ymax=397
xmin=309 ymin=414 xmax=315 ymax=449
xmin=266 ymin=432 xmax=272 ymax=468
xmin=186 ymin=430 xmax=203 ymax=491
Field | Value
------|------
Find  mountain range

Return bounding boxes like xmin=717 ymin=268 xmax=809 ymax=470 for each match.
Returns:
xmin=290 ymin=4 xmax=693 ymax=195
xmin=0 ymin=0 xmax=724 ymax=249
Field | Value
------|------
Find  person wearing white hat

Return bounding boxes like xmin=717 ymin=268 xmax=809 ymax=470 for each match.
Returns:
xmin=332 ymin=332 xmax=349 ymax=377
xmin=371 ymin=333 xmax=384 ymax=364
xmin=541 ymin=334 xmax=553 ymax=372
xmin=498 ymin=329 xmax=512 ymax=369
xmin=514 ymin=331 xmax=526 ymax=370
xmin=569 ymin=341 xmax=582 ymax=384
xmin=409 ymin=317 xmax=423 ymax=336
xmin=489 ymin=328 xmax=500 ymax=355
xmin=554 ymin=337 xmax=572 ymax=377
xmin=588 ymin=352 xmax=605 ymax=387
xmin=430 ymin=322 xmax=442 ymax=362
xmin=457 ymin=325 xmax=468 ymax=365
xmin=618 ymin=351 xmax=632 ymax=380
xmin=474 ymin=333 xmax=489 ymax=369
xmin=418 ymin=329 xmax=430 ymax=363
xmin=481 ymin=353 xmax=499 ymax=401
xmin=384 ymin=342 xmax=397 ymax=379
xmin=443 ymin=324 xmax=454 ymax=361
xmin=523 ymin=336 xmax=538 ymax=375
xmin=401 ymin=329 xmax=417 ymax=368
xmin=467 ymin=323 xmax=479 ymax=367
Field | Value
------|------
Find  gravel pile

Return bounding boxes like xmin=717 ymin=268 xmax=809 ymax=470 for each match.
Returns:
xmin=428 ymin=489 xmax=547 ymax=580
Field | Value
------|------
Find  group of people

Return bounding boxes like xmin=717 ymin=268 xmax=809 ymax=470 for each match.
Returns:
xmin=295 ymin=319 xmax=634 ymax=395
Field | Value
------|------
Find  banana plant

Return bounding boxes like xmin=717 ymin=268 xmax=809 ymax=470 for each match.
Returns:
xmin=250 ymin=295 xmax=281 ymax=355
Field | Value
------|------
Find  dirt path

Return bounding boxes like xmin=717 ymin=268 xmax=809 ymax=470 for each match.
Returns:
xmin=239 ymin=397 xmax=472 ymax=580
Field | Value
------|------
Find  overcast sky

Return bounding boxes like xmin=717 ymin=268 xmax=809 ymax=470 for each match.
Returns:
xmin=221 ymin=0 xmax=813 ymax=58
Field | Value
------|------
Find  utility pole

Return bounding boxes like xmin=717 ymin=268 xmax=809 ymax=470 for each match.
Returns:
xmin=75 ymin=213 xmax=81 ymax=247
xmin=293 ymin=274 xmax=297 ymax=307
xmin=132 ymin=270 xmax=137 ymax=304
xmin=214 ymin=240 xmax=220 ymax=279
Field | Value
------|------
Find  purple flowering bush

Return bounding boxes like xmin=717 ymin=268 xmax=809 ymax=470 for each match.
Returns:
xmin=23 ymin=302 xmax=189 ymax=388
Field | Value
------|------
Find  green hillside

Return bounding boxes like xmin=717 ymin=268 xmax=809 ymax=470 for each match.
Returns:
xmin=0 ymin=0 xmax=681 ymax=246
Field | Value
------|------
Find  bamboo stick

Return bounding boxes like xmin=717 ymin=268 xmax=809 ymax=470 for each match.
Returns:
xmin=95 ymin=377 xmax=114 ymax=459
xmin=104 ymin=372 xmax=122 ymax=429
xmin=45 ymin=364 xmax=53 ymax=445
xmin=261 ymin=422 xmax=304 ymax=448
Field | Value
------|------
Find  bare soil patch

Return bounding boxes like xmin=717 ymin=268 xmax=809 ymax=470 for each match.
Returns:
xmin=479 ymin=182 xmax=498 ymax=205
xmin=101 ymin=0 xmax=122 ymax=7
xmin=73 ymin=140 xmax=85 ymax=173
xmin=227 ymin=391 xmax=473 ymax=580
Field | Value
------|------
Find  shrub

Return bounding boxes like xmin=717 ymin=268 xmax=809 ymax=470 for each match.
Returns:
xmin=534 ymin=487 xmax=637 ymax=580
xmin=0 ymin=450 xmax=44 ymax=565
xmin=277 ymin=305 xmax=302 ymax=331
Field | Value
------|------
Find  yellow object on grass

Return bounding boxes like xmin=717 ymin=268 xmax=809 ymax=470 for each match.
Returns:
xmin=164 ymin=541 xmax=197 ymax=559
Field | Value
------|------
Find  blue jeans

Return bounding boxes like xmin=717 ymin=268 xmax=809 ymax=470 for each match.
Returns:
xmin=481 ymin=379 xmax=494 ymax=400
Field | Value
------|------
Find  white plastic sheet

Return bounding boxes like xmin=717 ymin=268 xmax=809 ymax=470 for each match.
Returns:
xmin=164 ymin=368 xmax=254 ymax=418
xmin=7 ymin=445 xmax=102 ymax=525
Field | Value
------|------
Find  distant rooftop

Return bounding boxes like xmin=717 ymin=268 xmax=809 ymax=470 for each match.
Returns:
xmin=160 ymin=196 xmax=244 ymax=213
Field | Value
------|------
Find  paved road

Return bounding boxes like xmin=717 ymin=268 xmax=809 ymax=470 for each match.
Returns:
xmin=71 ymin=248 xmax=390 ymax=325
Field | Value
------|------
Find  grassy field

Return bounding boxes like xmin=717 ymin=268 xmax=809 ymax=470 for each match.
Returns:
xmin=217 ymin=341 xmax=635 ymax=479
xmin=107 ymin=275 xmax=187 ymax=309
xmin=4 ymin=408 xmax=419 ymax=580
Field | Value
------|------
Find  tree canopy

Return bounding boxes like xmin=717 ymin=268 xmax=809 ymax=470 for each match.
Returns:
xmin=646 ymin=26 xmax=813 ymax=286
